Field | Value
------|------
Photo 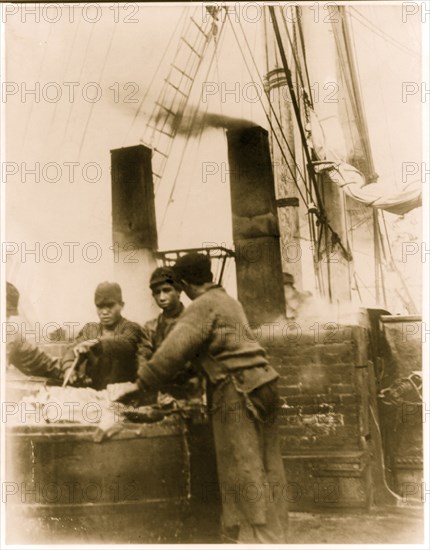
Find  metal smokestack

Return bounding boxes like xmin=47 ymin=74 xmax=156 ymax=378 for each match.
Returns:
xmin=227 ymin=126 xmax=286 ymax=324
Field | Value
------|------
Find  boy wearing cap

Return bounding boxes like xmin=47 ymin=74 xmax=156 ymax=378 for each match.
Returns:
xmin=122 ymin=253 xmax=287 ymax=543
xmin=60 ymin=282 xmax=143 ymax=390
xmin=140 ymin=267 xmax=185 ymax=360
xmin=140 ymin=267 xmax=199 ymax=400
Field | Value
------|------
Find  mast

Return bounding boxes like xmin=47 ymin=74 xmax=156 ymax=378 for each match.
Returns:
xmin=268 ymin=5 xmax=353 ymax=302
xmin=336 ymin=5 xmax=384 ymax=306
xmin=338 ymin=6 xmax=377 ymax=181
xmin=263 ymin=9 xmax=303 ymax=290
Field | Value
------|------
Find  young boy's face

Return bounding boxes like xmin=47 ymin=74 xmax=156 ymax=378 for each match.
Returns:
xmin=96 ymin=301 xmax=123 ymax=328
xmin=152 ymin=283 xmax=181 ymax=312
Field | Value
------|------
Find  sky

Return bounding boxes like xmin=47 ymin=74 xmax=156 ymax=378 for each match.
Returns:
xmin=1 ymin=1 xmax=427 ymax=326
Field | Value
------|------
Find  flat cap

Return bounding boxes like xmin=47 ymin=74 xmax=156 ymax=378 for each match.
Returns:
xmin=173 ymin=252 xmax=213 ymax=285
xmin=149 ymin=267 xmax=178 ymax=289
xmin=94 ymin=282 xmax=123 ymax=306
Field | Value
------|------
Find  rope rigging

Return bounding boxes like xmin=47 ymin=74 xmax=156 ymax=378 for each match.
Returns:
xmin=333 ymin=7 xmax=377 ymax=180
xmin=225 ymin=5 xmax=356 ymax=301
xmin=48 ymin=18 xmax=82 ymax=137
xmin=136 ymin=4 xmax=357 ymax=286
xmin=280 ymin=12 xmax=313 ymax=111
xmin=60 ymin=22 xmax=96 ymax=153
xmin=296 ymin=14 xmax=315 ymax=111
xmin=128 ymin=5 xmax=418 ymax=312
xmin=228 ymin=13 xmax=310 ymax=205
xmin=349 ymin=6 xmax=420 ymax=59
xmin=78 ymin=22 xmax=118 ymax=157
xmin=269 ymin=6 xmax=353 ymax=266
xmin=285 ymin=14 xmax=322 ymax=290
xmin=158 ymin=16 xmax=228 ymax=234
xmin=121 ymin=9 xmax=188 ymax=147
xmin=136 ymin=5 xmax=221 ymax=194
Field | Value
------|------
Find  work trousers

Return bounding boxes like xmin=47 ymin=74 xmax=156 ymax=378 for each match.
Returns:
xmin=210 ymin=376 xmax=288 ymax=544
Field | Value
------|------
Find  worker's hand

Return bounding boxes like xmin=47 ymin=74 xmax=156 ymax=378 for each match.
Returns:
xmin=157 ymin=392 xmax=176 ymax=408
xmin=63 ymin=368 xmax=92 ymax=387
xmin=74 ymin=339 xmax=100 ymax=357
xmin=65 ymin=367 xmax=79 ymax=386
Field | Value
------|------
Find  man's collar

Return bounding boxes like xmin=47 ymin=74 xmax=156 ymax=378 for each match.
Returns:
xmin=195 ymin=283 xmax=222 ymax=298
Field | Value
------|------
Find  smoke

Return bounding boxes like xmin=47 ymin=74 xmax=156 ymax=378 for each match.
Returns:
xmin=112 ymin=92 xmax=258 ymax=137
xmin=155 ymin=109 xmax=257 ymax=137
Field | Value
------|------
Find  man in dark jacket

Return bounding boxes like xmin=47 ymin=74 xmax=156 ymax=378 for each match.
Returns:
xmin=5 ymin=282 xmax=63 ymax=381
xmin=61 ymin=282 xmax=143 ymax=390
xmin=122 ymin=253 xmax=287 ymax=543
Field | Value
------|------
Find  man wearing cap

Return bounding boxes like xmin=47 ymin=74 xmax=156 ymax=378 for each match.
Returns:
xmin=5 ymin=282 xmax=64 ymax=381
xmin=60 ymin=282 xmax=143 ymax=390
xmin=121 ymin=253 xmax=287 ymax=543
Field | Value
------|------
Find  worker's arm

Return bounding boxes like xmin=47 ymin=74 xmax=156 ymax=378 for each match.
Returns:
xmin=137 ymin=320 xmax=156 ymax=360
xmin=98 ymin=321 xmax=143 ymax=358
xmin=7 ymin=339 xmax=63 ymax=380
xmin=137 ymin=302 xmax=214 ymax=389
xmin=62 ymin=321 xmax=142 ymax=367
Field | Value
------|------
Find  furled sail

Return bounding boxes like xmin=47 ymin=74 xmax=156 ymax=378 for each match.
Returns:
xmin=313 ymin=160 xmax=422 ymax=215
xmin=305 ymin=6 xmax=422 ymax=216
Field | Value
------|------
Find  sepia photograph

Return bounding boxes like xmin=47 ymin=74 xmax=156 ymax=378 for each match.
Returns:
xmin=1 ymin=1 xmax=428 ymax=546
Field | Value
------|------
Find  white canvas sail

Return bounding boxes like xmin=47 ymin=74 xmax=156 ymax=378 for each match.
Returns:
xmin=313 ymin=160 xmax=422 ymax=215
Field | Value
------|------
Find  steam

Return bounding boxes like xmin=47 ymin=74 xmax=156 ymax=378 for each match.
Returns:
xmin=155 ymin=109 xmax=257 ymax=137
xmin=294 ymin=296 xmax=364 ymax=326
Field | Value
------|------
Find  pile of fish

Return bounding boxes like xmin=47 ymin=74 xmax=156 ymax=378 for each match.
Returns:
xmin=9 ymin=382 xmax=165 ymax=431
